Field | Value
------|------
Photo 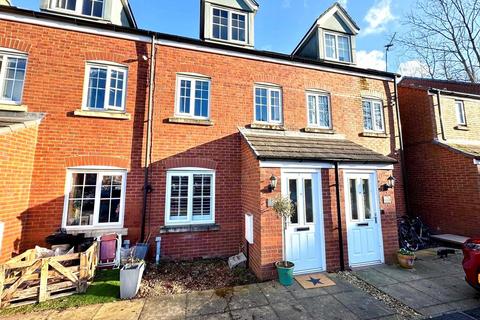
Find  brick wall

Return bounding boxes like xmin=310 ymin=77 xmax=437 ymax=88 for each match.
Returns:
xmin=0 ymin=125 xmax=39 ymax=262
xmin=405 ymin=143 xmax=480 ymax=236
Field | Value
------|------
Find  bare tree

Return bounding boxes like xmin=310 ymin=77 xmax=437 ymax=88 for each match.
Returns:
xmin=397 ymin=0 xmax=480 ymax=82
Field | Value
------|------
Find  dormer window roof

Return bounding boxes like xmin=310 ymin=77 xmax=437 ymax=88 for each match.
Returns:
xmin=40 ymin=0 xmax=137 ymax=28
xmin=201 ymin=0 xmax=258 ymax=48
xmin=292 ymin=2 xmax=360 ymax=65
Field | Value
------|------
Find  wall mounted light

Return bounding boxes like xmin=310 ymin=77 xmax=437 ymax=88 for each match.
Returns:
xmin=382 ymin=175 xmax=396 ymax=191
xmin=269 ymin=174 xmax=277 ymax=192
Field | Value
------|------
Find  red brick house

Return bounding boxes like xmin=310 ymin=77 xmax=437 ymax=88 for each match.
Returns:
xmin=399 ymin=78 xmax=480 ymax=238
xmin=0 ymin=0 xmax=404 ymax=280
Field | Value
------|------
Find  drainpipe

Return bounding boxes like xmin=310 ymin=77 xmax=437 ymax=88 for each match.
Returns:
xmin=140 ymin=35 xmax=156 ymax=243
xmin=436 ymin=91 xmax=446 ymax=141
xmin=393 ymin=78 xmax=410 ymax=215
xmin=334 ymin=162 xmax=345 ymax=271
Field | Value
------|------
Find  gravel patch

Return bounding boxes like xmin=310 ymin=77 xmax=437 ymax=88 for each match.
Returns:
xmin=337 ymin=271 xmax=423 ymax=319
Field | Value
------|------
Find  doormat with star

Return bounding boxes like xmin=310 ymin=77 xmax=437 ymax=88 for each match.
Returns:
xmin=295 ymin=273 xmax=336 ymax=289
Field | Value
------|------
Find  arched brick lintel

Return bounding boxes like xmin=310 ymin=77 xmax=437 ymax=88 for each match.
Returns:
xmin=0 ymin=37 xmax=32 ymax=53
xmin=65 ymin=156 xmax=130 ymax=169
xmin=164 ymin=158 xmax=218 ymax=170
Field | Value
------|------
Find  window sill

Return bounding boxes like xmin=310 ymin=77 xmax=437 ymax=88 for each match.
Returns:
xmin=303 ymin=127 xmax=335 ymax=134
xmin=160 ymin=224 xmax=220 ymax=234
xmin=454 ymin=125 xmax=469 ymax=131
xmin=74 ymin=109 xmax=131 ymax=120
xmin=65 ymin=227 xmax=128 ymax=238
xmin=360 ymin=131 xmax=388 ymax=138
xmin=249 ymin=123 xmax=285 ymax=131
xmin=167 ymin=117 xmax=214 ymax=126
xmin=0 ymin=103 xmax=27 ymax=112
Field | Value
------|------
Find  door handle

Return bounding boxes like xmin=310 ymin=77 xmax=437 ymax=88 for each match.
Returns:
xmin=357 ymin=223 xmax=369 ymax=227
xmin=296 ymin=227 xmax=310 ymax=232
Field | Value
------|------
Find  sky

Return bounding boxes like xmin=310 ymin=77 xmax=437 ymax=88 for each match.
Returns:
xmin=10 ymin=0 xmax=424 ymax=75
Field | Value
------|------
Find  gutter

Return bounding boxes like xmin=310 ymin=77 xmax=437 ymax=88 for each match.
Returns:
xmin=140 ymin=35 xmax=156 ymax=243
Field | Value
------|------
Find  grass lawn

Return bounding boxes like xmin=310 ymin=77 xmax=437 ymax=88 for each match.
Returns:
xmin=0 ymin=269 xmax=120 ymax=316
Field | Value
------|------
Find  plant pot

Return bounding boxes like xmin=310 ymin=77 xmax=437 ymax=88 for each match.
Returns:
xmin=275 ymin=261 xmax=295 ymax=286
xmin=134 ymin=243 xmax=149 ymax=260
xmin=397 ymin=253 xmax=415 ymax=269
xmin=120 ymin=261 xmax=145 ymax=299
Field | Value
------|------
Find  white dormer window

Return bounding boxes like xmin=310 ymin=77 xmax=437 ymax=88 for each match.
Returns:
xmin=212 ymin=7 xmax=247 ymax=43
xmin=324 ymin=32 xmax=352 ymax=63
xmin=49 ymin=0 xmax=104 ymax=19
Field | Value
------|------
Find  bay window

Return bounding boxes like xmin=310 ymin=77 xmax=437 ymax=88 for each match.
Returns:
xmin=83 ymin=62 xmax=127 ymax=112
xmin=63 ymin=169 xmax=127 ymax=229
xmin=0 ymin=51 xmax=27 ymax=104
xmin=254 ymin=85 xmax=282 ymax=124
xmin=165 ymin=169 xmax=215 ymax=225
xmin=363 ymin=99 xmax=385 ymax=132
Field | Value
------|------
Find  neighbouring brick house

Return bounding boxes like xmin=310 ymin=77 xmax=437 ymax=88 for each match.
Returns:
xmin=0 ymin=0 xmax=405 ymax=279
xmin=399 ymin=77 xmax=480 ymax=238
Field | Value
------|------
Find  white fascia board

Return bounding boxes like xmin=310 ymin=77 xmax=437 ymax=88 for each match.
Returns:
xmin=260 ymin=160 xmax=394 ymax=170
xmin=157 ymin=39 xmax=394 ymax=81
xmin=0 ymin=11 xmax=151 ymax=43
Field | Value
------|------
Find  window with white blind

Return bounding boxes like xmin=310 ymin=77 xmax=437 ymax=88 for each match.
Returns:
xmin=362 ymin=99 xmax=385 ymax=132
xmin=306 ymin=92 xmax=332 ymax=129
xmin=165 ymin=169 xmax=215 ymax=225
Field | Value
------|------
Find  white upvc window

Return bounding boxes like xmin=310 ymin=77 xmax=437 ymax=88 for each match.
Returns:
xmin=0 ymin=50 xmax=28 ymax=105
xmin=165 ymin=168 xmax=215 ymax=226
xmin=306 ymin=91 xmax=332 ymax=129
xmin=254 ymin=84 xmax=282 ymax=124
xmin=455 ymin=100 xmax=467 ymax=126
xmin=363 ymin=99 xmax=385 ymax=132
xmin=212 ymin=7 xmax=247 ymax=43
xmin=324 ymin=32 xmax=352 ymax=63
xmin=82 ymin=62 xmax=128 ymax=112
xmin=175 ymin=74 xmax=211 ymax=119
xmin=49 ymin=0 xmax=104 ymax=18
xmin=62 ymin=168 xmax=127 ymax=229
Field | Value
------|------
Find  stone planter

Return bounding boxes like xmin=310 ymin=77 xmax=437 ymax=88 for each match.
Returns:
xmin=397 ymin=253 xmax=415 ymax=269
xmin=120 ymin=261 xmax=145 ymax=299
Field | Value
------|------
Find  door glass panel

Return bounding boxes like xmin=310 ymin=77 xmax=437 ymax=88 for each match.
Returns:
xmin=304 ymin=179 xmax=313 ymax=223
xmin=349 ymin=179 xmax=358 ymax=220
xmin=288 ymin=179 xmax=298 ymax=224
xmin=362 ymin=179 xmax=371 ymax=219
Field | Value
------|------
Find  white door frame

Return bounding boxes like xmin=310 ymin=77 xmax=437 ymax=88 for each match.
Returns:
xmin=281 ymin=168 xmax=327 ymax=274
xmin=343 ymin=170 xmax=385 ymax=267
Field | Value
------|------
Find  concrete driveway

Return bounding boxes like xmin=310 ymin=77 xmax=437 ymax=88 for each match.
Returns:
xmin=354 ymin=248 xmax=480 ymax=318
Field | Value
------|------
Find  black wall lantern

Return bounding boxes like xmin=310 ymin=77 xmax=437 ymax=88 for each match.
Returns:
xmin=269 ymin=174 xmax=277 ymax=192
xmin=382 ymin=175 xmax=396 ymax=191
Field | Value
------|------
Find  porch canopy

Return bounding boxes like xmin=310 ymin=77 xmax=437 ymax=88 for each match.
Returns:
xmin=240 ymin=128 xmax=396 ymax=163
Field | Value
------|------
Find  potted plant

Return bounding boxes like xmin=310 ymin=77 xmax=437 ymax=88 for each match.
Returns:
xmin=397 ymin=248 xmax=416 ymax=269
xmin=120 ymin=248 xmax=145 ymax=299
xmin=272 ymin=195 xmax=296 ymax=286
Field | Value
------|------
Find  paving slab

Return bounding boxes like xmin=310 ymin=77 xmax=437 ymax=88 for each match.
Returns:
xmin=2 ymin=310 xmax=54 ymax=320
xmin=140 ymin=294 xmax=186 ymax=320
xmin=379 ymin=283 xmax=441 ymax=309
xmin=187 ymin=312 xmax=232 ymax=320
xmin=418 ymin=303 xmax=457 ymax=318
xmin=186 ymin=290 xmax=229 ymax=317
xmin=93 ymin=300 xmax=145 ymax=320
xmin=334 ymin=290 xmax=394 ymax=319
xmin=407 ymin=278 xmax=466 ymax=303
xmin=354 ymin=268 xmax=399 ymax=287
xmin=230 ymin=306 xmax=278 ymax=320
xmin=48 ymin=304 xmax=102 ymax=320
xmin=257 ymin=281 xmax=296 ymax=305
xmin=464 ymin=307 xmax=480 ymax=319
xmin=298 ymin=294 xmax=358 ymax=320
xmin=271 ymin=302 xmax=312 ymax=320
xmin=228 ymin=284 xmax=269 ymax=311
